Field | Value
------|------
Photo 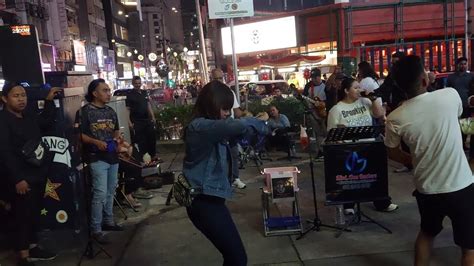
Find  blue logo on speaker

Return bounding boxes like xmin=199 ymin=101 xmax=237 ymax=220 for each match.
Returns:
xmin=345 ymin=152 xmax=367 ymax=174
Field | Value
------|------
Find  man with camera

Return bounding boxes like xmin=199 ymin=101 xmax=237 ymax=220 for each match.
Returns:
xmin=75 ymin=79 xmax=123 ymax=245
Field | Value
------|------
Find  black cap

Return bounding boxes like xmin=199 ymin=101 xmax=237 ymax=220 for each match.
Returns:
xmin=310 ymin=68 xmax=321 ymax=78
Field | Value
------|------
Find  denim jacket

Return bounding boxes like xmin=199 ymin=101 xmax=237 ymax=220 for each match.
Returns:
xmin=183 ymin=117 xmax=248 ymax=199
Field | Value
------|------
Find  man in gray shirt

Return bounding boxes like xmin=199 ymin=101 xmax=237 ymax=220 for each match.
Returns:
xmin=447 ymin=57 xmax=473 ymax=149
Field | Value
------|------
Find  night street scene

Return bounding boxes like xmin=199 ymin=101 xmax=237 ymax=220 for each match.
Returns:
xmin=1 ymin=0 xmax=474 ymax=265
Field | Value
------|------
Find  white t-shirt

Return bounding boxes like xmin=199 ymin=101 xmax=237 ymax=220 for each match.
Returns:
xmin=327 ymin=98 xmax=373 ymax=130
xmin=359 ymin=77 xmax=379 ymax=93
xmin=385 ymin=88 xmax=473 ymax=194
xmin=231 ymin=90 xmax=240 ymax=119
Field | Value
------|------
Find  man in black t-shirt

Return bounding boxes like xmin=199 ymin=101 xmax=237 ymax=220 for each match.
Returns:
xmin=126 ymin=76 xmax=159 ymax=162
xmin=75 ymin=79 xmax=123 ymax=244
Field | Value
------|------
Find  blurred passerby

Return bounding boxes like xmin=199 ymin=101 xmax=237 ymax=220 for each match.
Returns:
xmin=426 ymin=72 xmax=437 ymax=92
xmin=377 ymin=51 xmax=407 ymax=113
xmin=447 ymin=57 xmax=473 ymax=150
xmin=0 ymin=82 xmax=60 ymax=266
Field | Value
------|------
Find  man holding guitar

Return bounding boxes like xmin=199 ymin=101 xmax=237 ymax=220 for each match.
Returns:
xmin=301 ymin=67 xmax=327 ymax=160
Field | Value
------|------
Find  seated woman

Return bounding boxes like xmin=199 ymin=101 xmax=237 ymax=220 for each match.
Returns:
xmin=266 ymin=105 xmax=296 ymax=157
xmin=327 ymin=77 xmax=398 ymax=214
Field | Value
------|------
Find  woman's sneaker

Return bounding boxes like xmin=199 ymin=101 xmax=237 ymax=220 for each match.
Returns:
xmin=381 ymin=203 xmax=399 ymax=212
xmin=232 ymin=178 xmax=246 ymax=189
xmin=28 ymin=246 xmax=57 ymax=261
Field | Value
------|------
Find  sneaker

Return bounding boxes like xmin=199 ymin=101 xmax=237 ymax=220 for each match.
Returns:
xmin=92 ymin=232 xmax=110 ymax=245
xmin=17 ymin=258 xmax=35 ymax=266
xmin=232 ymin=178 xmax=246 ymax=189
xmin=381 ymin=203 xmax=399 ymax=212
xmin=102 ymin=223 xmax=124 ymax=231
xmin=343 ymin=208 xmax=355 ymax=215
xmin=394 ymin=166 xmax=410 ymax=173
xmin=28 ymin=246 xmax=57 ymax=261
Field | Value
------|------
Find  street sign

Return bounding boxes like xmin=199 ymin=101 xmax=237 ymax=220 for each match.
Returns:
xmin=208 ymin=0 xmax=254 ymax=19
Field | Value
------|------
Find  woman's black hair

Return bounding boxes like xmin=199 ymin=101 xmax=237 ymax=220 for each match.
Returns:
xmin=2 ymin=81 xmax=24 ymax=97
xmin=192 ymin=80 xmax=234 ymax=120
xmin=358 ymin=61 xmax=379 ymax=80
xmin=337 ymin=77 xmax=356 ymax=102
xmin=85 ymin=78 xmax=106 ymax=102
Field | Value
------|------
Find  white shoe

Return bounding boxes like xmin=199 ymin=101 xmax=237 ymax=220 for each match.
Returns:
xmin=232 ymin=178 xmax=246 ymax=189
xmin=382 ymin=203 xmax=399 ymax=212
xmin=394 ymin=166 xmax=410 ymax=173
xmin=344 ymin=208 xmax=355 ymax=215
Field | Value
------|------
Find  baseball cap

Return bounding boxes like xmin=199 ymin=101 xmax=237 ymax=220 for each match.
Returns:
xmin=310 ymin=68 xmax=321 ymax=78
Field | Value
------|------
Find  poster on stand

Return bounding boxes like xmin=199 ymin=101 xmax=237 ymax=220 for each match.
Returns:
xmin=323 ymin=141 xmax=389 ymax=205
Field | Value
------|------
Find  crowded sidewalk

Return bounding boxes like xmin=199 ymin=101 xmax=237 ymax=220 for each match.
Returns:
xmin=0 ymin=141 xmax=460 ymax=266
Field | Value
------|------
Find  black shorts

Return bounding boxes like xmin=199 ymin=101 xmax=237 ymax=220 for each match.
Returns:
xmin=414 ymin=184 xmax=474 ymax=249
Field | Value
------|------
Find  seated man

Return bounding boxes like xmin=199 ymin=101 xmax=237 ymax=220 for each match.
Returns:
xmin=267 ymin=105 xmax=297 ymax=158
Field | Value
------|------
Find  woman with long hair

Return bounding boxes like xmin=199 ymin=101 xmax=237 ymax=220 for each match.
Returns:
xmin=358 ymin=61 xmax=380 ymax=94
xmin=327 ymin=77 xmax=398 ymax=214
xmin=183 ymin=80 xmax=248 ymax=265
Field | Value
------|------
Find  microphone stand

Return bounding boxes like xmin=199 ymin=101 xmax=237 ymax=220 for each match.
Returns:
xmin=294 ymin=95 xmax=350 ymax=240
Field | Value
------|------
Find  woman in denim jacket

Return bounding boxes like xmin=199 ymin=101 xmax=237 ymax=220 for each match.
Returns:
xmin=183 ymin=80 xmax=248 ymax=265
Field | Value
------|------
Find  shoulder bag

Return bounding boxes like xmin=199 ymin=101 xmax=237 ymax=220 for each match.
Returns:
xmin=172 ymin=173 xmax=198 ymax=207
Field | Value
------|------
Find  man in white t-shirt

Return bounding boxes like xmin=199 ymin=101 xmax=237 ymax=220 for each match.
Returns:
xmin=386 ymin=55 xmax=474 ymax=266
xmin=210 ymin=68 xmax=246 ymax=189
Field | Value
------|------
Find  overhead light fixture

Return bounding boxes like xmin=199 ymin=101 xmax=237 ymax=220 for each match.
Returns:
xmin=134 ymin=49 xmax=138 ymax=54
xmin=171 ymin=7 xmax=176 ymax=11
xmin=126 ymin=51 xmax=132 ymax=57
xmin=142 ymin=34 xmax=146 ymax=38
xmin=167 ymin=47 xmax=171 ymax=52
xmin=183 ymin=47 xmax=188 ymax=52
xmin=111 ymin=39 xmax=115 ymax=43
xmin=118 ymin=10 xmax=123 ymax=15
xmin=125 ymin=14 xmax=129 ymax=18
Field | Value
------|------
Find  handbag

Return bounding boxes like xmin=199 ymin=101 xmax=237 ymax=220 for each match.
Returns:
xmin=20 ymin=139 xmax=51 ymax=167
xmin=172 ymin=173 xmax=198 ymax=207
xmin=460 ymin=118 xmax=474 ymax=135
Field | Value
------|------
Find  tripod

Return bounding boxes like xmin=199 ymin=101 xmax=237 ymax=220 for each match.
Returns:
xmin=295 ymin=96 xmax=349 ymax=240
xmin=335 ymin=202 xmax=392 ymax=238
xmin=297 ymin=144 xmax=349 ymax=240
xmin=77 ymin=165 xmax=112 ymax=265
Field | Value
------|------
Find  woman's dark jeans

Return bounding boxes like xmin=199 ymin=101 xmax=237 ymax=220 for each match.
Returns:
xmin=186 ymin=194 xmax=247 ymax=266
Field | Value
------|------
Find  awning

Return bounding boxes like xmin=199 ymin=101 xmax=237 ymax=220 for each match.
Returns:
xmin=238 ymin=54 xmax=325 ymax=69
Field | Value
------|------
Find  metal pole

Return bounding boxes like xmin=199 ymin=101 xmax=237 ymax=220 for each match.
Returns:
xmin=230 ymin=18 xmax=240 ymax=105
xmin=465 ymin=0 xmax=470 ymax=61
xmin=195 ymin=0 xmax=209 ymax=83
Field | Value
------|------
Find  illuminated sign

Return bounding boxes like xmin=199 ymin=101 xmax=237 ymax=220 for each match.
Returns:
xmin=11 ymin=25 xmax=31 ymax=36
xmin=221 ymin=16 xmax=296 ymax=55
xmin=73 ymin=40 xmax=87 ymax=65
